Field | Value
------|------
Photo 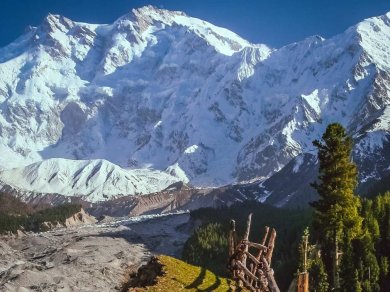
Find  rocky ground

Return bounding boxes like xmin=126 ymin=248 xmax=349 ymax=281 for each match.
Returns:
xmin=0 ymin=213 xmax=191 ymax=292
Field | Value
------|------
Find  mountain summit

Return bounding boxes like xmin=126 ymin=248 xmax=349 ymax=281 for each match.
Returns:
xmin=0 ymin=7 xmax=389 ymax=203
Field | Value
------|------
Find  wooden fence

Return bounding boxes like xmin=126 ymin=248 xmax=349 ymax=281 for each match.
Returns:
xmin=228 ymin=213 xmax=280 ymax=292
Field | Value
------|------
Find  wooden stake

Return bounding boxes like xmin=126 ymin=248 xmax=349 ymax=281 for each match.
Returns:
xmin=261 ymin=257 xmax=280 ymax=292
xmin=228 ymin=219 xmax=236 ymax=257
xmin=242 ymin=213 xmax=252 ymax=268
xmin=266 ymin=229 xmax=276 ymax=266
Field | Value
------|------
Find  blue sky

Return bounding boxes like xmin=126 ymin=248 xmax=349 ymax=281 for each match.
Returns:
xmin=1 ymin=0 xmax=390 ymax=48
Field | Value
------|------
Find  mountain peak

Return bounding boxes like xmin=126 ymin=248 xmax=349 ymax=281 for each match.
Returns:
xmin=41 ymin=13 xmax=74 ymax=33
xmin=122 ymin=5 xmax=253 ymax=55
xmin=131 ymin=5 xmax=187 ymax=20
xmin=351 ymin=11 xmax=390 ymax=70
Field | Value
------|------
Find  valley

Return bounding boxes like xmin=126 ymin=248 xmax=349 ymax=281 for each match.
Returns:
xmin=0 ymin=4 xmax=390 ymax=291
xmin=0 ymin=212 xmax=191 ymax=291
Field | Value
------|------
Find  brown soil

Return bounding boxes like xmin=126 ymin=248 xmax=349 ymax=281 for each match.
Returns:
xmin=122 ymin=257 xmax=164 ymax=291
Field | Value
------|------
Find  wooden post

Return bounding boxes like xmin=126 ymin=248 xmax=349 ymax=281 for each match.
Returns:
xmin=266 ymin=228 xmax=276 ymax=266
xmin=244 ymin=213 xmax=252 ymax=242
xmin=242 ymin=213 xmax=252 ymax=268
xmin=229 ymin=219 xmax=236 ymax=257
xmin=297 ymin=229 xmax=309 ymax=292
xmin=251 ymin=226 xmax=270 ymax=286
xmin=262 ymin=257 xmax=280 ymax=292
xmin=303 ymin=231 xmax=308 ymax=272
xmin=228 ymin=215 xmax=280 ymax=292
xmin=257 ymin=226 xmax=270 ymax=260
xmin=297 ymin=273 xmax=309 ymax=292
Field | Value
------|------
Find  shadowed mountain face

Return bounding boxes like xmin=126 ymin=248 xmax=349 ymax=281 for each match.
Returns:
xmin=0 ymin=6 xmax=389 ymax=206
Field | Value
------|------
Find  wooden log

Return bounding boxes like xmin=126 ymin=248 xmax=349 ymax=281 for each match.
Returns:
xmin=257 ymin=226 xmax=270 ymax=259
xmin=251 ymin=226 xmax=270 ymax=287
xmin=244 ymin=250 xmax=261 ymax=266
xmin=266 ymin=228 xmax=276 ymax=265
xmin=244 ymin=241 xmax=267 ymax=251
xmin=237 ymin=261 xmax=261 ymax=283
xmin=243 ymin=213 xmax=253 ymax=242
xmin=242 ymin=213 xmax=252 ymax=268
xmin=261 ymin=257 xmax=280 ymax=292
xmin=249 ymin=262 xmax=254 ymax=274
xmin=237 ymin=272 xmax=255 ymax=291
xmin=228 ymin=219 xmax=236 ymax=257
xmin=297 ymin=272 xmax=309 ymax=292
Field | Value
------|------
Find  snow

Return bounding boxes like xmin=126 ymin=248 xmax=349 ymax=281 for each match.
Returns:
xmin=257 ymin=182 xmax=273 ymax=203
xmin=301 ymin=90 xmax=321 ymax=115
xmin=184 ymin=145 xmax=199 ymax=154
xmin=356 ymin=131 xmax=389 ymax=153
xmin=0 ymin=158 xmax=181 ymax=202
xmin=0 ymin=6 xmax=389 ymax=197
xmin=130 ymin=5 xmax=253 ymax=56
xmin=293 ymin=155 xmax=304 ymax=173
xmin=154 ymin=120 xmax=162 ymax=129
xmin=165 ymin=163 xmax=190 ymax=184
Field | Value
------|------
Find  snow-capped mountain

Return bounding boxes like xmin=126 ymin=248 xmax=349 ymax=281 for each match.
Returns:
xmin=0 ymin=6 xmax=389 ymax=204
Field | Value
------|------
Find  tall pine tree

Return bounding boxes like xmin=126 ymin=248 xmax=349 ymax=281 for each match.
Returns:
xmin=311 ymin=123 xmax=363 ymax=289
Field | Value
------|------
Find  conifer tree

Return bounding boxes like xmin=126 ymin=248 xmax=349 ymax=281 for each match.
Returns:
xmin=311 ymin=123 xmax=363 ymax=288
xmin=373 ymin=192 xmax=390 ymax=289
xmin=298 ymin=228 xmax=329 ymax=291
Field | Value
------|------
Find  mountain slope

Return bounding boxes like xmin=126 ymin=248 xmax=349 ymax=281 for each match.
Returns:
xmin=0 ymin=7 xmax=389 ymax=202
xmin=0 ymin=159 xmax=181 ymax=202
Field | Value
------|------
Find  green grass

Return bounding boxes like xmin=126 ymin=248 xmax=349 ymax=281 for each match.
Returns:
xmin=129 ymin=255 xmax=245 ymax=291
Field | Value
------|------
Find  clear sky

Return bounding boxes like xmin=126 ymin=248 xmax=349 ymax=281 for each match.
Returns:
xmin=1 ymin=0 xmax=390 ymax=48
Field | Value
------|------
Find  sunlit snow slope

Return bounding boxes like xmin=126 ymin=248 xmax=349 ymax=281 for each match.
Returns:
xmin=0 ymin=159 xmax=181 ymax=202
xmin=0 ymin=6 xmax=389 ymax=201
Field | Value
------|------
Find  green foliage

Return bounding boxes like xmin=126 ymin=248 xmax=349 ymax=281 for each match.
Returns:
xmin=372 ymin=192 xmax=390 ymax=289
xmin=0 ymin=193 xmax=82 ymax=234
xmin=298 ymin=228 xmax=329 ymax=292
xmin=309 ymin=255 xmax=329 ymax=292
xmin=309 ymin=124 xmax=390 ymax=291
xmin=0 ymin=214 xmax=27 ymax=234
xmin=311 ymin=190 xmax=390 ymax=291
xmin=311 ymin=123 xmax=363 ymax=289
xmin=0 ymin=192 xmax=32 ymax=215
xmin=364 ymin=173 xmax=390 ymax=199
xmin=182 ymin=201 xmax=312 ymax=291
xmin=311 ymin=123 xmax=362 ymax=242
xmin=353 ymin=270 xmax=363 ymax=292
xmin=183 ymin=223 xmax=228 ymax=275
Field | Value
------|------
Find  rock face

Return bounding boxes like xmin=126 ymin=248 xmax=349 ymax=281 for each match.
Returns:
xmin=88 ymin=184 xmax=259 ymax=217
xmin=64 ymin=208 xmax=97 ymax=226
xmin=0 ymin=6 xmax=389 ymax=205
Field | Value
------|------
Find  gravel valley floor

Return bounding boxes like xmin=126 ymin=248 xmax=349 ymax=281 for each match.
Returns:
xmin=0 ymin=213 xmax=191 ymax=292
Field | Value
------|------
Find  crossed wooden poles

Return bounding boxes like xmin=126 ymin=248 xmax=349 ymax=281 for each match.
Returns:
xmin=228 ymin=213 xmax=280 ymax=292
